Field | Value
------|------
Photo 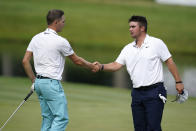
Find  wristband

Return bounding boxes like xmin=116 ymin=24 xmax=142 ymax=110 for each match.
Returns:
xmin=176 ymin=81 xmax=183 ymax=84
xmin=100 ymin=64 xmax=104 ymax=71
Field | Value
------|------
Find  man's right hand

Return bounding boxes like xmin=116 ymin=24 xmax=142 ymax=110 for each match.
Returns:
xmin=92 ymin=61 xmax=102 ymax=72
xmin=92 ymin=61 xmax=123 ymax=72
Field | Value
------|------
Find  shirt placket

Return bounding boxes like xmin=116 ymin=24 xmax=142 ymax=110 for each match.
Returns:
xmin=130 ymin=46 xmax=142 ymax=76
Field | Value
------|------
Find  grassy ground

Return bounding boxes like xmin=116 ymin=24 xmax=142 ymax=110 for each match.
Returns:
xmin=0 ymin=76 xmax=195 ymax=131
xmin=0 ymin=0 xmax=196 ymax=61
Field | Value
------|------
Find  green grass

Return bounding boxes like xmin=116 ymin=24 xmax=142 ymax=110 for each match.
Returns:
xmin=0 ymin=0 xmax=196 ymax=61
xmin=0 ymin=76 xmax=196 ymax=131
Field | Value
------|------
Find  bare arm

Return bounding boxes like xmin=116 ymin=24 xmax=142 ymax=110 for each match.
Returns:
xmin=94 ymin=61 xmax=123 ymax=72
xmin=22 ymin=51 xmax=35 ymax=83
xmin=68 ymin=53 xmax=99 ymax=71
xmin=165 ymin=57 xmax=184 ymax=93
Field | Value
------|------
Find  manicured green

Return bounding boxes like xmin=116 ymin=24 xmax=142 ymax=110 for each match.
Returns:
xmin=0 ymin=77 xmax=195 ymax=131
xmin=0 ymin=0 xmax=196 ymax=62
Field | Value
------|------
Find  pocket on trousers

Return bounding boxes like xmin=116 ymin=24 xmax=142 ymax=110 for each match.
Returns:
xmin=156 ymin=85 xmax=167 ymax=99
xmin=50 ymin=80 xmax=63 ymax=92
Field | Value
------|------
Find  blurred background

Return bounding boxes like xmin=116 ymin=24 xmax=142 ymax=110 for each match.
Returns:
xmin=0 ymin=0 xmax=196 ymax=131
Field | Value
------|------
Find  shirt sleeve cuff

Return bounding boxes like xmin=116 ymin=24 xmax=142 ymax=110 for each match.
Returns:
xmin=115 ymin=60 xmax=125 ymax=65
xmin=162 ymin=54 xmax=172 ymax=62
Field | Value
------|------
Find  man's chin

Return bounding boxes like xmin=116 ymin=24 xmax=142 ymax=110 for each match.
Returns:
xmin=131 ymin=34 xmax=136 ymax=38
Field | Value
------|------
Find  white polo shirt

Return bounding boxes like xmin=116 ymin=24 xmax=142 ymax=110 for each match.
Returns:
xmin=27 ymin=28 xmax=74 ymax=80
xmin=116 ymin=35 xmax=171 ymax=88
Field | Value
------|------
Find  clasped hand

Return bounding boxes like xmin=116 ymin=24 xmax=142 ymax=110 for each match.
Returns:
xmin=91 ymin=61 xmax=102 ymax=73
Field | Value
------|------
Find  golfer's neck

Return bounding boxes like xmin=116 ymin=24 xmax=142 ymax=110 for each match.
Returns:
xmin=136 ymin=33 xmax=146 ymax=47
xmin=48 ymin=25 xmax=58 ymax=32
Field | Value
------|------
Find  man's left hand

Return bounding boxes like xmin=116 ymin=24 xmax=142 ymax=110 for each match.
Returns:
xmin=176 ymin=83 xmax=184 ymax=94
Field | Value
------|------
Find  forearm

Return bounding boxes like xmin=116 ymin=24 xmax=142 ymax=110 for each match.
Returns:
xmin=166 ymin=58 xmax=181 ymax=82
xmin=73 ymin=56 xmax=93 ymax=69
xmin=165 ymin=57 xmax=184 ymax=93
xmin=22 ymin=51 xmax=35 ymax=83
xmin=23 ymin=62 xmax=35 ymax=82
xmin=23 ymin=62 xmax=35 ymax=83
xmin=101 ymin=62 xmax=123 ymax=72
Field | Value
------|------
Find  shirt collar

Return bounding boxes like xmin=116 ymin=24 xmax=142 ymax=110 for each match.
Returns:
xmin=45 ymin=28 xmax=58 ymax=35
xmin=133 ymin=34 xmax=150 ymax=48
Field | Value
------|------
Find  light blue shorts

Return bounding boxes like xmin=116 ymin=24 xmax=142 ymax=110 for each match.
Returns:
xmin=34 ymin=78 xmax=69 ymax=131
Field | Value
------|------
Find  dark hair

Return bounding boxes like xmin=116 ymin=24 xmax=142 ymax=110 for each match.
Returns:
xmin=128 ymin=15 xmax=147 ymax=32
xmin=46 ymin=9 xmax=64 ymax=25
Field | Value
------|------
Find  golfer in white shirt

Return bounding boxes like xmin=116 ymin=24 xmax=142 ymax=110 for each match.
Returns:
xmin=23 ymin=9 xmax=98 ymax=131
xmin=94 ymin=16 xmax=184 ymax=131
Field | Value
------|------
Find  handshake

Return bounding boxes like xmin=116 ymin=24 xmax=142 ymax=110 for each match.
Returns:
xmin=90 ymin=61 xmax=103 ymax=73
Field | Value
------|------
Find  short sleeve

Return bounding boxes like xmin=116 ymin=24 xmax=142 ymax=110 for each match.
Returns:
xmin=27 ymin=38 xmax=34 ymax=52
xmin=60 ymin=39 xmax=74 ymax=56
xmin=157 ymin=40 xmax=171 ymax=61
xmin=115 ymin=47 xmax=126 ymax=65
